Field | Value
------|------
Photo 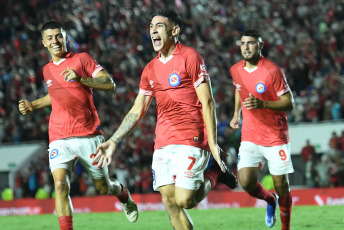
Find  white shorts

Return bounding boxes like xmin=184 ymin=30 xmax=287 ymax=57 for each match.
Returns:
xmin=152 ymin=145 xmax=211 ymax=191
xmin=48 ymin=135 xmax=108 ymax=179
xmin=237 ymin=141 xmax=294 ymax=175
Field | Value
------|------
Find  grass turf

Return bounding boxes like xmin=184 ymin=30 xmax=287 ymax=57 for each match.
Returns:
xmin=1 ymin=205 xmax=343 ymax=230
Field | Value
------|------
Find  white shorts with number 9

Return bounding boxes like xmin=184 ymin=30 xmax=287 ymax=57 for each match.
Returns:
xmin=152 ymin=145 xmax=211 ymax=191
xmin=237 ymin=141 xmax=294 ymax=175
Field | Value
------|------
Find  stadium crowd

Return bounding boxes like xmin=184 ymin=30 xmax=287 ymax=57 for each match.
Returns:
xmin=1 ymin=0 xmax=344 ymax=198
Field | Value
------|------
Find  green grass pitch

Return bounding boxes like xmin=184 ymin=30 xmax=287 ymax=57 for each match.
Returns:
xmin=1 ymin=205 xmax=343 ymax=230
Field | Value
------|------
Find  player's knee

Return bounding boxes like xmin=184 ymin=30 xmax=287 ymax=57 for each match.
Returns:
xmin=176 ymin=197 xmax=194 ymax=209
xmin=239 ymin=178 xmax=255 ymax=192
xmin=95 ymin=182 xmax=108 ymax=195
xmin=54 ymin=179 xmax=69 ymax=195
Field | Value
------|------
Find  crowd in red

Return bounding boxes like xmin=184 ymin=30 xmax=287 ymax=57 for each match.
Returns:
xmin=1 ymin=0 xmax=343 ymax=198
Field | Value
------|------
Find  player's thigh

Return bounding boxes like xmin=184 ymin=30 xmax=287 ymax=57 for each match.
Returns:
xmin=174 ymin=145 xmax=210 ymax=191
xmin=237 ymin=141 xmax=266 ymax=171
xmin=159 ymin=184 xmax=177 ymax=207
xmin=238 ymin=167 xmax=259 ymax=187
xmin=76 ymin=135 xmax=109 ymax=179
xmin=263 ymin=143 xmax=294 ymax=175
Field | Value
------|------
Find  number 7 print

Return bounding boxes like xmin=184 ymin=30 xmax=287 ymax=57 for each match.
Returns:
xmin=187 ymin=156 xmax=196 ymax=170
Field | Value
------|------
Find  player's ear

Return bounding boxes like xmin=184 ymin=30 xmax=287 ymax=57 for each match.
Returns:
xmin=259 ymin=41 xmax=264 ymax=51
xmin=42 ymin=39 xmax=47 ymax=48
xmin=172 ymin=25 xmax=180 ymax=37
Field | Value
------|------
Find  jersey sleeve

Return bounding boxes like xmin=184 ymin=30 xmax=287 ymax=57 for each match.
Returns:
xmin=186 ymin=50 xmax=210 ymax=88
xmin=139 ymin=65 xmax=154 ymax=96
xmin=80 ymin=52 xmax=104 ymax=78
xmin=273 ymin=67 xmax=290 ymax=96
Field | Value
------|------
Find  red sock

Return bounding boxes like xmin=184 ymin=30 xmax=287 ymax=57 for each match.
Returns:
xmin=204 ymin=168 xmax=222 ymax=190
xmin=116 ymin=184 xmax=129 ymax=203
xmin=248 ymin=182 xmax=275 ymax=205
xmin=58 ymin=216 xmax=73 ymax=230
xmin=279 ymin=192 xmax=292 ymax=230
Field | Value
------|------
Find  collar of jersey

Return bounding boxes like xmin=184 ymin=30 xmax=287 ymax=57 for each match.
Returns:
xmin=50 ymin=51 xmax=73 ymax=65
xmin=242 ymin=55 xmax=265 ymax=70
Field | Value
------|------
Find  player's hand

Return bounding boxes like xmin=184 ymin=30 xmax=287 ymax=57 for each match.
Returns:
xmin=18 ymin=100 xmax=34 ymax=115
xmin=94 ymin=140 xmax=117 ymax=168
xmin=230 ymin=116 xmax=240 ymax=130
xmin=243 ymin=93 xmax=263 ymax=110
xmin=61 ymin=67 xmax=81 ymax=82
xmin=209 ymin=144 xmax=228 ymax=173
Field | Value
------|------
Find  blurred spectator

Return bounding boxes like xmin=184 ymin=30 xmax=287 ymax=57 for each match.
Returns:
xmin=314 ymin=155 xmax=331 ymax=188
xmin=301 ymin=139 xmax=316 ymax=163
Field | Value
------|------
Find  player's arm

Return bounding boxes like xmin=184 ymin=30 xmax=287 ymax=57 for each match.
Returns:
xmin=230 ymin=88 xmax=241 ymax=130
xmin=196 ymin=81 xmax=227 ymax=173
xmin=18 ymin=94 xmax=51 ymax=115
xmin=62 ymin=68 xmax=115 ymax=91
xmin=243 ymin=91 xmax=294 ymax=111
xmin=93 ymin=93 xmax=153 ymax=168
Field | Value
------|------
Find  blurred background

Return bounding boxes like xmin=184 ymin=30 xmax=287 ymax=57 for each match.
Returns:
xmin=0 ymin=0 xmax=343 ymax=200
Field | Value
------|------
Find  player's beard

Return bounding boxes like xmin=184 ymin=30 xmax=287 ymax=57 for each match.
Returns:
xmin=244 ymin=53 xmax=260 ymax=63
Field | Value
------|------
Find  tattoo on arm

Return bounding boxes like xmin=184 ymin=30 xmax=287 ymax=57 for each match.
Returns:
xmin=80 ymin=76 xmax=113 ymax=89
xmin=110 ymin=113 xmax=139 ymax=144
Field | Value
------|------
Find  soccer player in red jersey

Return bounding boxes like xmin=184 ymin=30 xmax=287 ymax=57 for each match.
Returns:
xmin=94 ymin=9 xmax=236 ymax=230
xmin=230 ymin=29 xmax=294 ymax=230
xmin=18 ymin=21 xmax=138 ymax=230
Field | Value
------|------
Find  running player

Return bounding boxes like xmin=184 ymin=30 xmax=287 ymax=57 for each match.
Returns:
xmin=94 ymin=9 xmax=236 ymax=230
xmin=230 ymin=29 xmax=294 ymax=230
xmin=18 ymin=20 xmax=138 ymax=230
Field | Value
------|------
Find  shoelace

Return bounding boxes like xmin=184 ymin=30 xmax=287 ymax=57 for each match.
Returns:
xmin=123 ymin=201 xmax=134 ymax=214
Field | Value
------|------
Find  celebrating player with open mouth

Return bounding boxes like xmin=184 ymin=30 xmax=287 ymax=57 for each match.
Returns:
xmin=94 ymin=9 xmax=236 ymax=230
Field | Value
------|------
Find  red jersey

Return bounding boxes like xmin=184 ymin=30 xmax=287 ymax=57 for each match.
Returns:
xmin=230 ymin=57 xmax=290 ymax=146
xmin=139 ymin=42 xmax=210 ymax=150
xmin=43 ymin=51 xmax=103 ymax=143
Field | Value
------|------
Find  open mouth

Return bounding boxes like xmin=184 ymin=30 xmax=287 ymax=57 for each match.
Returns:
xmin=51 ymin=45 xmax=62 ymax=51
xmin=152 ymin=38 xmax=161 ymax=46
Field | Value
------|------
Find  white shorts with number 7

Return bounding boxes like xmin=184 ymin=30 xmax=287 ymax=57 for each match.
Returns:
xmin=237 ymin=141 xmax=294 ymax=175
xmin=152 ymin=144 xmax=211 ymax=191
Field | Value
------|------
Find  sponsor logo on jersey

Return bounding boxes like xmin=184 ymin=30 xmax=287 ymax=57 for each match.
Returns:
xmin=47 ymin=80 xmax=52 ymax=87
xmin=50 ymin=149 xmax=58 ymax=159
xmin=149 ymin=80 xmax=154 ymax=88
xmin=255 ymin=82 xmax=266 ymax=93
xmin=184 ymin=170 xmax=195 ymax=178
xmin=236 ymin=83 xmax=242 ymax=91
xmin=193 ymin=136 xmax=199 ymax=142
xmin=168 ymin=73 xmax=181 ymax=87
xmin=200 ymin=64 xmax=207 ymax=72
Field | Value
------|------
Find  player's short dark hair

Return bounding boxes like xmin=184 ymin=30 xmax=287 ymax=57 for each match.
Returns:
xmin=41 ymin=20 xmax=65 ymax=36
xmin=241 ymin=29 xmax=262 ymax=42
xmin=152 ymin=9 xmax=183 ymax=31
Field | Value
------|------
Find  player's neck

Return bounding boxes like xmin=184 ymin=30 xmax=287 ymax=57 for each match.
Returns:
xmin=245 ymin=55 xmax=261 ymax=69
xmin=160 ymin=40 xmax=177 ymax=60
xmin=51 ymin=52 xmax=67 ymax=63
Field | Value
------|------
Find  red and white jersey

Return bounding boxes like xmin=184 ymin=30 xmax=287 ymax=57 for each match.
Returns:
xmin=230 ymin=57 xmax=290 ymax=146
xmin=139 ymin=42 xmax=210 ymax=150
xmin=43 ymin=51 xmax=103 ymax=143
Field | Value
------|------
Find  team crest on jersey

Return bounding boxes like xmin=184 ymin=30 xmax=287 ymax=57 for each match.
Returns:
xmin=168 ymin=73 xmax=181 ymax=87
xmin=50 ymin=149 xmax=59 ymax=159
xmin=255 ymin=82 xmax=266 ymax=93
